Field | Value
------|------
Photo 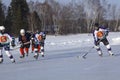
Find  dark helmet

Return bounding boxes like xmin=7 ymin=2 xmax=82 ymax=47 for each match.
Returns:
xmin=94 ymin=23 xmax=99 ymax=27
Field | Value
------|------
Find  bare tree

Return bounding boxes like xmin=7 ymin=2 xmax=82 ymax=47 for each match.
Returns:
xmin=28 ymin=11 xmax=42 ymax=32
xmin=27 ymin=0 xmax=120 ymax=34
xmin=83 ymin=0 xmax=106 ymax=32
xmin=114 ymin=8 xmax=120 ymax=31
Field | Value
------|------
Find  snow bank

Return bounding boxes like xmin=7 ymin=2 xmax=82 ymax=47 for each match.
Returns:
xmin=45 ymin=32 xmax=120 ymax=48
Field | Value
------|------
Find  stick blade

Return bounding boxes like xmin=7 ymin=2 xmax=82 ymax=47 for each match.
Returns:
xmin=77 ymin=56 xmax=86 ymax=59
xmin=82 ymin=56 xmax=86 ymax=59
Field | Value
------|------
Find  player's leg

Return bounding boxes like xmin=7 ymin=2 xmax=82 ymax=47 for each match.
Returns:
xmin=103 ymin=38 xmax=114 ymax=56
xmin=94 ymin=40 xmax=103 ymax=56
xmin=20 ymin=47 xmax=25 ymax=58
xmin=4 ymin=44 xmax=15 ymax=63
xmin=0 ymin=48 xmax=3 ymax=63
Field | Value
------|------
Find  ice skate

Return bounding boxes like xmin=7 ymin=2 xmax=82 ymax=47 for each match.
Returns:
xmin=34 ymin=53 xmax=39 ymax=60
xmin=109 ymin=51 xmax=114 ymax=56
xmin=98 ymin=51 xmax=103 ymax=57
xmin=20 ymin=54 xmax=25 ymax=58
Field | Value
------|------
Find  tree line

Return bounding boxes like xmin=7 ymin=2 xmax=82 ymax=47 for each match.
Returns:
xmin=0 ymin=0 xmax=120 ymax=36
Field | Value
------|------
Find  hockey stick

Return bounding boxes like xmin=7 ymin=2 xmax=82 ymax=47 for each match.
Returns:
xmin=80 ymin=39 xmax=102 ymax=59
xmin=10 ymin=41 xmax=31 ymax=51
xmin=82 ymin=46 xmax=94 ymax=59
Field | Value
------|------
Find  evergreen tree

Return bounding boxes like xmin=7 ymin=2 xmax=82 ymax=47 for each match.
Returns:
xmin=10 ymin=0 xmax=29 ymax=36
xmin=0 ymin=0 xmax=5 ymax=25
xmin=5 ymin=7 xmax=12 ymax=34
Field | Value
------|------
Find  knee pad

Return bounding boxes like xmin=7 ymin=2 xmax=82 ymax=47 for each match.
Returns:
xmin=41 ymin=46 xmax=44 ymax=52
xmin=106 ymin=45 xmax=111 ymax=50
xmin=34 ymin=48 xmax=38 ymax=53
xmin=5 ymin=51 xmax=12 ymax=57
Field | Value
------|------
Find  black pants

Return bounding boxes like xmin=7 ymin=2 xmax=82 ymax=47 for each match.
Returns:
xmin=95 ymin=38 xmax=109 ymax=46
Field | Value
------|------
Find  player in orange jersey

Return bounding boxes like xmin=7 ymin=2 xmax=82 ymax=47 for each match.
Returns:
xmin=0 ymin=26 xmax=15 ymax=63
xmin=93 ymin=23 xmax=114 ymax=56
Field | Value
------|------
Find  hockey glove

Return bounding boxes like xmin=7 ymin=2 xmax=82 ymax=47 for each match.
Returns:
xmin=21 ymin=43 xmax=24 ymax=47
xmin=11 ymin=43 xmax=16 ymax=47
xmin=94 ymin=39 xmax=101 ymax=46
xmin=11 ymin=41 xmax=16 ymax=47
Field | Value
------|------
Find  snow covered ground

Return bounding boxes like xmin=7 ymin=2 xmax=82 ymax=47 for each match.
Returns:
xmin=0 ymin=32 xmax=120 ymax=80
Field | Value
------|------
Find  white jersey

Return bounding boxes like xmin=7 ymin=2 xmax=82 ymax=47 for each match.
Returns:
xmin=0 ymin=33 xmax=12 ymax=44
xmin=34 ymin=33 xmax=42 ymax=44
xmin=93 ymin=28 xmax=107 ymax=41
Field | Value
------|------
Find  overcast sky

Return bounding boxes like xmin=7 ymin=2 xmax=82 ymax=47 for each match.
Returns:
xmin=2 ymin=0 xmax=120 ymax=8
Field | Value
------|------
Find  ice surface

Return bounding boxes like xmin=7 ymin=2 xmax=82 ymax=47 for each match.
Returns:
xmin=0 ymin=32 xmax=120 ymax=80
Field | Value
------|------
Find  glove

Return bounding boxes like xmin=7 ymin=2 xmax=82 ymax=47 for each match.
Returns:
xmin=11 ymin=43 xmax=16 ymax=47
xmin=11 ymin=42 xmax=16 ymax=47
xmin=94 ymin=40 xmax=100 ymax=46
xmin=19 ymin=41 xmax=24 ymax=47
xmin=43 ymin=36 xmax=46 ymax=40
xmin=21 ymin=43 xmax=24 ymax=47
xmin=31 ymin=38 xmax=35 ymax=45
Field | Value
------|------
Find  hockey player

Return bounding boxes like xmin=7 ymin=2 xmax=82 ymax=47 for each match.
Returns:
xmin=0 ymin=26 xmax=15 ymax=63
xmin=93 ymin=23 xmax=114 ymax=56
xmin=30 ymin=32 xmax=35 ymax=53
xmin=33 ymin=31 xmax=46 ymax=59
xmin=39 ymin=31 xmax=46 ymax=57
xmin=18 ymin=29 xmax=31 ymax=58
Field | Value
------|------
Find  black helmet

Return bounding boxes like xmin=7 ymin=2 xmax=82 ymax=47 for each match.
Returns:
xmin=94 ymin=23 xmax=99 ymax=27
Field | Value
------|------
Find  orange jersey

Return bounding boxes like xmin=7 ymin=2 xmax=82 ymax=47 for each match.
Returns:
xmin=0 ymin=33 xmax=12 ymax=44
xmin=0 ymin=36 xmax=7 ymax=42
xmin=94 ymin=28 xmax=106 ymax=40
xmin=97 ymin=31 xmax=104 ymax=39
xmin=35 ymin=34 xmax=43 ymax=42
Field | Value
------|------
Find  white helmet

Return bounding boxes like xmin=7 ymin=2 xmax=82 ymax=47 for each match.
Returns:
xmin=0 ymin=26 xmax=5 ymax=31
xmin=20 ymin=29 xmax=25 ymax=35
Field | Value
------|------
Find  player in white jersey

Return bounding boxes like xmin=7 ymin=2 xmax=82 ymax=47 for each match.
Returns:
xmin=0 ymin=26 xmax=15 ymax=63
xmin=33 ymin=31 xmax=46 ymax=59
xmin=93 ymin=23 xmax=114 ymax=56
